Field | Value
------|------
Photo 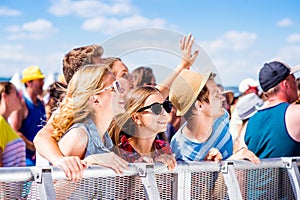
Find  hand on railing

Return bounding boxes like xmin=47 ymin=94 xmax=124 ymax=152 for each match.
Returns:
xmin=84 ymin=152 xmax=129 ymax=174
xmin=204 ymin=148 xmax=223 ymax=162
xmin=228 ymin=147 xmax=260 ymax=164
xmin=154 ymin=153 xmax=177 ymax=171
xmin=53 ymin=156 xmax=87 ymax=182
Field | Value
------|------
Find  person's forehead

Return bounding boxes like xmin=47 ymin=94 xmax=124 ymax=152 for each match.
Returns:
xmin=32 ymin=78 xmax=44 ymax=82
xmin=144 ymin=93 xmax=163 ymax=104
xmin=114 ymin=60 xmax=128 ymax=71
xmin=206 ymin=79 xmax=217 ymax=90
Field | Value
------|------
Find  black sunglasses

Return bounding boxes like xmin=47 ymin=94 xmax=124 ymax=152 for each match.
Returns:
xmin=137 ymin=101 xmax=172 ymax=115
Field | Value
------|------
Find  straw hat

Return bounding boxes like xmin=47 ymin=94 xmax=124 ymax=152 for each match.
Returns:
xmin=21 ymin=66 xmax=45 ymax=83
xmin=169 ymin=69 xmax=211 ymax=116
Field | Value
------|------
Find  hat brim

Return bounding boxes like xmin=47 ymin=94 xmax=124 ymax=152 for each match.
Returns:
xmin=290 ymin=65 xmax=300 ymax=74
xmin=21 ymin=75 xmax=45 ymax=83
xmin=176 ymin=71 xmax=211 ymax=116
xmin=223 ymin=90 xmax=234 ymax=105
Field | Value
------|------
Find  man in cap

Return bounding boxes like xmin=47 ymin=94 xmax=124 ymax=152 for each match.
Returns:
xmin=10 ymin=65 xmax=46 ymax=166
xmin=245 ymin=61 xmax=300 ymax=158
xmin=169 ymin=69 xmax=259 ymax=163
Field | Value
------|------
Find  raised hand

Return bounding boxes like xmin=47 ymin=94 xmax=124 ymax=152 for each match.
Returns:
xmin=179 ymin=33 xmax=199 ymax=70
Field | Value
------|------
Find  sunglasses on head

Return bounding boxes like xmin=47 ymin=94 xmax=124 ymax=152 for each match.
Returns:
xmin=96 ymin=80 xmax=123 ymax=95
xmin=137 ymin=100 xmax=172 ymax=115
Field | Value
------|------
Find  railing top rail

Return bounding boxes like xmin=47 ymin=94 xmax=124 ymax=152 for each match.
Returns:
xmin=0 ymin=156 xmax=299 ymax=182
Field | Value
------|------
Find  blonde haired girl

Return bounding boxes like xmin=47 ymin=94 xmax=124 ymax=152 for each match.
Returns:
xmin=51 ymin=64 xmax=128 ymax=175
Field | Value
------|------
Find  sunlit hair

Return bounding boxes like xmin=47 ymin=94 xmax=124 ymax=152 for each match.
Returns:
xmin=63 ymin=45 xmax=104 ymax=84
xmin=131 ymin=66 xmax=155 ymax=87
xmin=0 ymin=82 xmax=14 ymax=102
xmin=184 ymin=72 xmax=216 ymax=120
xmin=109 ymin=86 xmax=160 ymax=145
xmin=263 ymin=82 xmax=281 ymax=98
xmin=52 ymin=64 xmax=111 ymax=141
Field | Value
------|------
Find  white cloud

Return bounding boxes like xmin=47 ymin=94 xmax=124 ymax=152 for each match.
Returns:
xmin=82 ymin=16 xmax=166 ymax=34
xmin=276 ymin=18 xmax=293 ymax=27
xmin=203 ymin=31 xmax=257 ymax=52
xmin=0 ymin=6 xmax=21 ymax=16
xmin=277 ymin=45 xmax=300 ymax=65
xmin=48 ymin=0 xmax=138 ymax=17
xmin=287 ymin=34 xmax=300 ymax=43
xmin=0 ymin=44 xmax=38 ymax=76
xmin=5 ymin=19 xmax=58 ymax=40
xmin=0 ymin=44 xmax=27 ymax=61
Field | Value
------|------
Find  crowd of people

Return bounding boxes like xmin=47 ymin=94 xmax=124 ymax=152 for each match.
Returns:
xmin=1 ymin=34 xmax=300 ymax=186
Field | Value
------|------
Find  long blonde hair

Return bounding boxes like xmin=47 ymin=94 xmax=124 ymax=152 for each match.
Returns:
xmin=109 ymin=86 xmax=161 ymax=145
xmin=52 ymin=64 xmax=111 ymax=141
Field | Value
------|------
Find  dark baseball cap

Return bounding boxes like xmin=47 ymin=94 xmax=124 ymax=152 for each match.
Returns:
xmin=259 ymin=61 xmax=300 ymax=92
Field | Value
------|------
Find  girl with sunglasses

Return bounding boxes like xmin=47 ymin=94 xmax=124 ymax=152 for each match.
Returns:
xmin=51 ymin=64 xmax=128 ymax=177
xmin=109 ymin=86 xmax=176 ymax=171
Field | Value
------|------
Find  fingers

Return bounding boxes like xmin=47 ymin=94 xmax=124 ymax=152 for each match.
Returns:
xmin=180 ymin=33 xmax=193 ymax=51
xmin=230 ymin=148 xmax=260 ymax=164
xmin=89 ymin=152 xmax=129 ymax=175
xmin=205 ymin=148 xmax=223 ymax=162
xmin=155 ymin=154 xmax=177 ymax=171
xmin=180 ymin=35 xmax=186 ymax=50
xmin=54 ymin=156 xmax=86 ymax=182
xmin=190 ymin=49 xmax=199 ymax=63
xmin=110 ymin=154 xmax=129 ymax=174
xmin=243 ymin=150 xmax=260 ymax=164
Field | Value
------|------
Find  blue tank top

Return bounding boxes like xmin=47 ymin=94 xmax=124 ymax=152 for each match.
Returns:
xmin=245 ymin=102 xmax=300 ymax=158
xmin=19 ymin=95 xmax=46 ymax=161
xmin=62 ymin=117 xmax=113 ymax=157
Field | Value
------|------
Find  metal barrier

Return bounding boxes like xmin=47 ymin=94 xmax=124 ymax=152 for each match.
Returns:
xmin=0 ymin=157 xmax=299 ymax=199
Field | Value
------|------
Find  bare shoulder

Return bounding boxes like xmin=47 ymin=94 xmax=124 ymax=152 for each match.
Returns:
xmin=287 ymin=104 xmax=300 ymax=116
xmin=60 ymin=126 xmax=88 ymax=143
xmin=58 ymin=126 xmax=88 ymax=158
xmin=286 ymin=104 xmax=300 ymax=142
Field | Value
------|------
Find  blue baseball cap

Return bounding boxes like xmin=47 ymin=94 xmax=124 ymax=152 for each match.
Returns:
xmin=259 ymin=61 xmax=300 ymax=92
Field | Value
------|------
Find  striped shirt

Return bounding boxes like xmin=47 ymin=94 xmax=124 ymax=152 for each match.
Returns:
xmin=0 ymin=116 xmax=26 ymax=167
xmin=170 ymin=111 xmax=233 ymax=161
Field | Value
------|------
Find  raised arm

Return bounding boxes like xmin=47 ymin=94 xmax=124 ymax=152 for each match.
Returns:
xmin=156 ymin=33 xmax=199 ymax=99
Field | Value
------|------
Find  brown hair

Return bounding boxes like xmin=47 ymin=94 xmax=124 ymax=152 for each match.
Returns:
xmin=0 ymin=82 xmax=14 ymax=102
xmin=109 ymin=86 xmax=160 ymax=145
xmin=131 ymin=66 xmax=155 ymax=87
xmin=63 ymin=45 xmax=104 ymax=84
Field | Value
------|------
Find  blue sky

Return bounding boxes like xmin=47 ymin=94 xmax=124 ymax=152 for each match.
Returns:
xmin=0 ymin=0 xmax=299 ymax=86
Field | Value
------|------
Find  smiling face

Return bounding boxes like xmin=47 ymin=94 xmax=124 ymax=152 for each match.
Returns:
xmin=202 ymin=79 xmax=226 ymax=119
xmin=135 ymin=92 xmax=168 ymax=137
